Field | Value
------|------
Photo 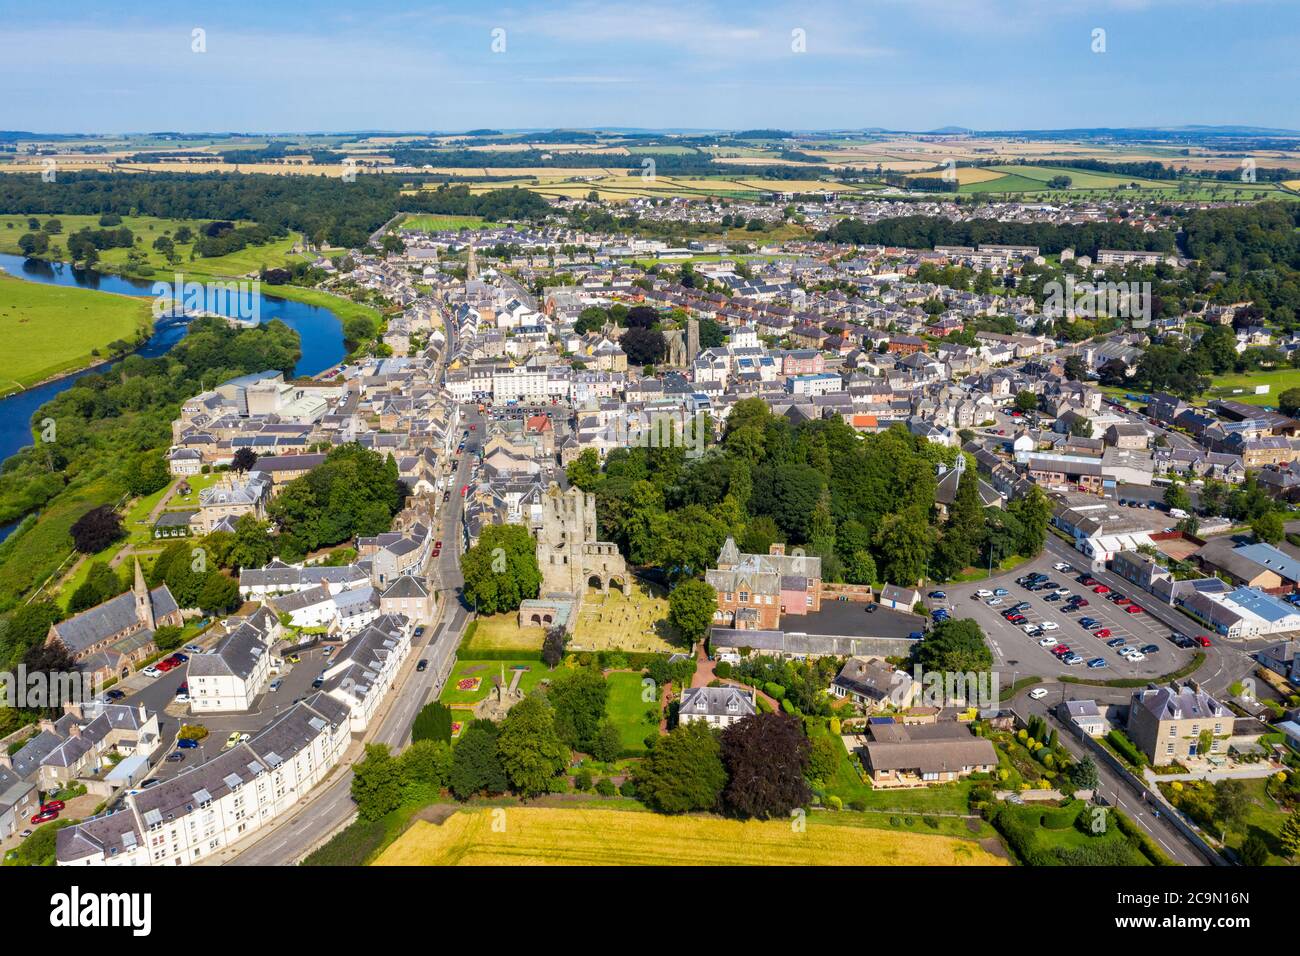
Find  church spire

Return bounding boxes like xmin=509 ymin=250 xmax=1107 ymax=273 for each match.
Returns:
xmin=133 ymin=559 xmax=155 ymax=630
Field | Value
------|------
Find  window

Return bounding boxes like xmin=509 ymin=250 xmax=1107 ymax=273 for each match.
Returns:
xmin=739 ymin=591 xmax=748 ymax=603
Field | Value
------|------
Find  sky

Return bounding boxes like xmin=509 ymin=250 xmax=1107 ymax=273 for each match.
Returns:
xmin=1 ymin=0 xmax=1297 ymax=133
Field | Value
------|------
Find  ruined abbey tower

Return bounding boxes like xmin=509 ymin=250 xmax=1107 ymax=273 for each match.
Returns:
xmin=532 ymin=482 xmax=627 ymax=601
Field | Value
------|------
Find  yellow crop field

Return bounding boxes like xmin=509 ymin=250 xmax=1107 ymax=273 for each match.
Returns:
xmin=374 ymin=807 xmax=1006 ymax=866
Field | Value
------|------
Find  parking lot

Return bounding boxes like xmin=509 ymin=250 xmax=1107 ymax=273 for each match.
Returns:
xmin=935 ymin=553 xmax=1197 ymax=681
xmin=117 ymin=642 xmax=341 ymax=797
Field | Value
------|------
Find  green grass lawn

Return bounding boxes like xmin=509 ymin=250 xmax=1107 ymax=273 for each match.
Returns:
xmin=1204 ymin=368 xmax=1300 ymax=406
xmin=0 ymin=276 xmax=155 ymax=395
xmin=438 ymin=659 xmax=552 ymax=707
xmin=605 ymin=671 xmax=660 ymax=754
xmin=400 ymin=214 xmax=496 ymax=231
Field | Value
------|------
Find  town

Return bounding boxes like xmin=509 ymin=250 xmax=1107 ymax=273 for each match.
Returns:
xmin=0 ymin=9 xmax=1297 ymax=923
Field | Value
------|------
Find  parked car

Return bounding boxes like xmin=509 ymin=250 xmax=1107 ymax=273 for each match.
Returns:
xmin=1107 ymin=637 xmax=1127 ymax=648
xmin=1053 ymin=563 xmax=1073 ymax=572
xmin=238 ymin=733 xmax=250 ymax=744
xmin=40 ymin=800 xmax=65 ymax=813
xmin=1079 ymin=617 xmax=1097 ymax=628
xmin=1092 ymin=584 xmax=1110 ymax=594
xmin=1140 ymin=644 xmax=1160 ymax=655
xmin=928 ymin=590 xmax=946 ymax=599
xmin=223 ymin=732 xmax=241 ymax=750
xmin=986 ymin=598 xmax=1003 ymax=607
xmin=312 ymin=677 xmax=324 ymax=689
xmin=416 ymin=660 xmax=428 ymax=672
xmin=1087 ymin=658 xmax=1108 ymax=669
xmin=105 ymin=689 xmax=126 ymax=701
xmin=1095 ymin=628 xmax=1111 ymax=638
xmin=287 ymin=654 xmax=301 ymax=664
xmin=1174 ymin=635 xmax=1196 ymax=648
xmin=30 ymin=810 xmax=59 ymax=825
xmin=1040 ymin=621 xmax=1059 ymax=631
xmin=1037 ymin=636 xmax=1056 ymax=647
xmin=993 ymin=588 xmax=1008 ymax=596
xmin=1028 ymin=687 xmax=1049 ymax=700
xmin=269 ymin=679 xmax=282 ymax=692
xmin=176 ymin=737 xmax=200 ymax=749
xmin=166 ymin=752 xmax=186 ymax=762
xmin=975 ymin=589 xmax=993 ymax=598
xmin=1044 ymin=593 xmax=1062 ymax=603
xmin=1127 ymin=652 xmax=1147 ymax=662
xmin=142 ymin=666 xmax=161 ymax=678
xmin=174 ymin=694 xmax=190 ymax=704
xmin=1126 ymin=604 xmax=1144 ymax=614
xmin=413 ymin=626 xmax=425 ymax=638
xmin=1063 ymin=653 xmax=1084 ymax=665
xmin=183 ymin=644 xmax=204 ymax=654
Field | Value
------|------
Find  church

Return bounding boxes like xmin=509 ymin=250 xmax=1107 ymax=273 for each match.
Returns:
xmin=47 ymin=560 xmax=183 ymax=683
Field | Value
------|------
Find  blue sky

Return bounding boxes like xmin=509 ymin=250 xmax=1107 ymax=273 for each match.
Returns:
xmin=2 ymin=0 xmax=1296 ymax=133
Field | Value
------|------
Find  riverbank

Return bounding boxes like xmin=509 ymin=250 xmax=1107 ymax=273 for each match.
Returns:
xmin=0 ymin=274 xmax=155 ymax=397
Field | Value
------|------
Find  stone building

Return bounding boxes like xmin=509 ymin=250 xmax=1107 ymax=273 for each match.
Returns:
xmin=530 ymin=483 xmax=628 ymax=600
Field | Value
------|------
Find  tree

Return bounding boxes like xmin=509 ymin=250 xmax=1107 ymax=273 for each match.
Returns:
xmin=1007 ymin=485 xmax=1051 ymax=557
xmin=739 ymin=515 xmax=780 ymax=556
xmin=461 ymin=523 xmax=542 ymax=614
xmin=1013 ymin=391 xmax=1038 ymax=414
xmin=1279 ymin=809 xmax=1300 ymax=861
xmin=806 ymin=733 xmax=842 ymax=784
xmin=228 ymin=514 xmax=277 ymax=569
xmin=496 ymin=693 xmax=568 ymax=798
xmin=565 ymin=448 xmax=602 ymax=492
xmin=720 ymin=712 xmax=811 ymax=820
xmin=634 ymin=720 xmax=727 ymax=813
xmin=351 ymin=744 xmax=403 ymax=821
xmin=590 ymin=721 xmax=622 ymax=763
xmin=1240 ymin=832 xmax=1269 ymax=866
xmin=620 ymin=326 xmax=666 ymax=365
xmin=398 ymin=739 xmax=453 ymax=801
xmin=126 ymin=453 xmax=172 ymax=497
xmin=1063 ymin=355 xmax=1087 ymax=381
xmin=751 ymin=463 xmax=826 ymax=542
xmin=1067 ymin=755 xmax=1100 ymax=794
xmin=1279 ymin=387 xmax=1300 ymax=417
xmin=1251 ymin=510 xmax=1284 ymax=545
xmin=542 ymin=625 xmax=566 ymax=668
xmin=668 ymin=579 xmax=717 ymax=645
xmin=1212 ymin=778 xmax=1250 ymax=832
xmin=547 ymin=667 xmax=609 ymax=753
xmin=1163 ymin=481 xmax=1192 ymax=514
xmin=873 ymin=508 xmax=932 ymax=585
xmin=411 ymin=701 xmax=454 ymax=744
xmin=197 ymin=572 xmax=241 ymax=614
xmin=70 ymin=505 xmax=123 ymax=554
xmin=449 ymin=719 xmax=508 ymax=800
xmin=910 ymin=618 xmax=993 ymax=674
xmin=231 ymin=447 xmax=259 ymax=473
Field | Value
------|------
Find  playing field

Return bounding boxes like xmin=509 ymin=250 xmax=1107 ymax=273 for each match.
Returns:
xmin=0 ymin=276 xmax=155 ymax=394
xmin=373 ymin=806 xmax=1007 ymax=866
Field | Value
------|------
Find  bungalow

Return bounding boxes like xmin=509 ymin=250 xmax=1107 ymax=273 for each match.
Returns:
xmin=859 ymin=720 xmax=997 ymax=787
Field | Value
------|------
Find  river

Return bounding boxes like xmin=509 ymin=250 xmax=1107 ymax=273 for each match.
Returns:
xmin=0 ymin=252 xmax=347 ymax=542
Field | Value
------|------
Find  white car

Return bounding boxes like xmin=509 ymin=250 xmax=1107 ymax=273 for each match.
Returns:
xmin=1053 ymin=563 xmax=1072 ymax=572
xmin=1037 ymin=637 xmax=1056 ymax=647
xmin=1040 ymin=621 xmax=1059 ymax=631
xmin=975 ymin=589 xmax=993 ymax=598
xmin=1028 ymin=687 xmax=1049 ymax=700
xmin=986 ymin=598 xmax=1003 ymax=607
xmin=174 ymin=693 xmax=190 ymax=704
xmin=142 ymin=666 xmax=161 ymax=678
xmin=1021 ymin=622 xmax=1038 ymax=632
xmin=1053 ymin=589 xmax=1071 ymax=597
xmin=1127 ymin=652 xmax=1147 ymax=662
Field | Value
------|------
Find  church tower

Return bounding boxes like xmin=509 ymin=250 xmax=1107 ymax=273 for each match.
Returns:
xmin=133 ymin=559 xmax=155 ymax=631
xmin=466 ymin=239 xmax=478 ymax=282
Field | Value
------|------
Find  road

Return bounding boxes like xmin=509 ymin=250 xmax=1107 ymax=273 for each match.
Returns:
xmin=1016 ymin=690 xmax=1209 ymax=866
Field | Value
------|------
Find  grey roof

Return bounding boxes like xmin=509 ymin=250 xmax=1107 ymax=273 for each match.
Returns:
xmin=680 ymin=686 xmax=757 ymax=720
xmin=51 ymin=585 xmax=179 ymax=655
xmin=187 ymin=622 xmax=268 ymax=681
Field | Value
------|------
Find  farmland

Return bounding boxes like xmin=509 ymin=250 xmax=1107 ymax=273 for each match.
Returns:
xmin=0 ymin=276 xmax=154 ymax=395
xmin=373 ymin=806 xmax=1007 ymax=866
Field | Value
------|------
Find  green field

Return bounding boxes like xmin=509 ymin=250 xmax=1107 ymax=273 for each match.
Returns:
xmin=457 ymin=614 xmax=545 ymax=655
xmin=1203 ymin=368 xmax=1300 ymax=406
xmin=438 ymin=659 xmax=551 ymax=708
xmin=959 ymin=165 xmax=1294 ymax=201
xmin=0 ymin=276 xmax=155 ymax=395
xmin=605 ymin=671 xmax=660 ymax=753
xmin=400 ymin=214 xmax=495 ymax=231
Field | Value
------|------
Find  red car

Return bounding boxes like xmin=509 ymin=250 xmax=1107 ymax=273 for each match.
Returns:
xmin=1194 ymin=635 xmax=1212 ymax=647
xmin=1072 ymin=598 xmax=1090 ymax=607
xmin=1051 ymin=644 xmax=1071 ymax=656
xmin=469 ymin=424 xmax=476 ymax=431
xmin=1126 ymin=604 xmax=1143 ymax=614
xmin=30 ymin=809 xmax=59 ymax=825
xmin=431 ymin=548 xmax=441 ymax=558
xmin=1092 ymin=585 xmax=1110 ymax=594
xmin=1095 ymin=628 xmax=1111 ymax=638
xmin=435 ymin=540 xmax=443 ymax=549
xmin=1007 ymin=614 xmax=1026 ymax=624
xmin=40 ymin=800 xmax=65 ymax=814
xmin=460 ymin=485 xmax=469 ymax=497
xmin=1081 ymin=577 xmax=1097 ymax=586
xmin=155 ymin=659 xmax=177 ymax=673
xmin=1113 ymin=596 xmax=1131 ymax=606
